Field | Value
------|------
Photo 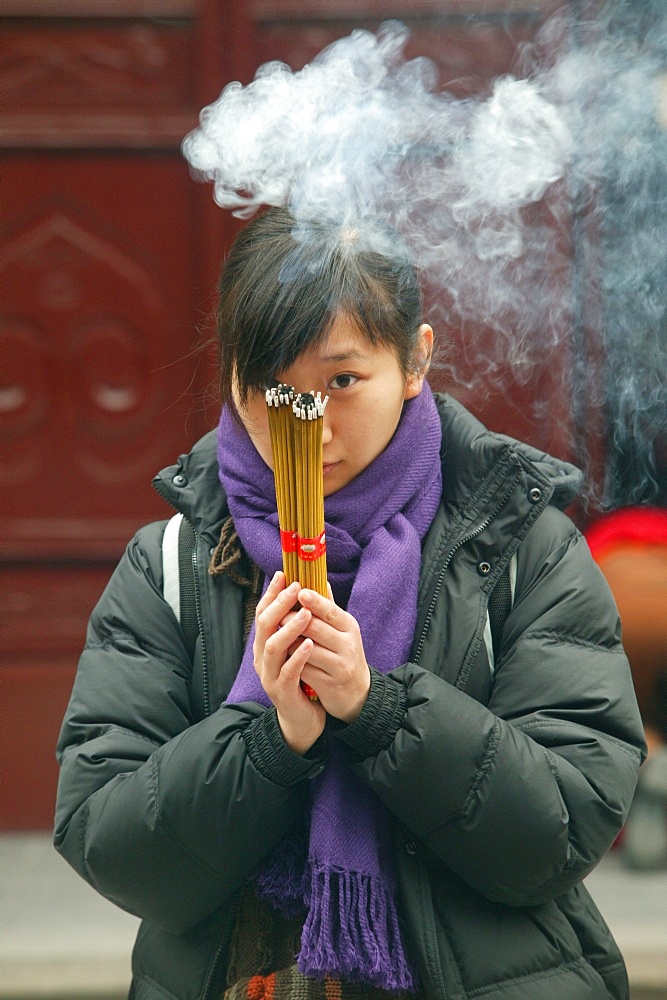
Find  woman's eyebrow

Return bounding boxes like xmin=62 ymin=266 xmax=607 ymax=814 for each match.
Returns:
xmin=317 ymin=349 xmax=367 ymax=363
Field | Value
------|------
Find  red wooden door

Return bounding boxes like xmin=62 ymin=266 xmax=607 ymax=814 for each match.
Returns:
xmin=2 ymin=0 xmax=565 ymax=828
xmin=1 ymin=1 xmax=239 ymax=827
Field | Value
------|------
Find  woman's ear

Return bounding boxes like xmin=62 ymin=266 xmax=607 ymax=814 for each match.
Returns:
xmin=404 ymin=324 xmax=434 ymax=399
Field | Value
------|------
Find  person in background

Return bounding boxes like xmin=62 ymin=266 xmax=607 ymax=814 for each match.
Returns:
xmin=586 ymin=505 xmax=667 ymax=870
xmin=54 ymin=208 xmax=645 ymax=1000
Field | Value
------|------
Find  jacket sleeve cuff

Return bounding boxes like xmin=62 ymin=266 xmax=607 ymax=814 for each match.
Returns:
xmin=243 ymin=707 xmax=328 ymax=787
xmin=329 ymin=668 xmax=407 ymax=760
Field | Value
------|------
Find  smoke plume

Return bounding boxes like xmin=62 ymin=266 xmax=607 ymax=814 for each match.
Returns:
xmin=183 ymin=3 xmax=666 ymax=508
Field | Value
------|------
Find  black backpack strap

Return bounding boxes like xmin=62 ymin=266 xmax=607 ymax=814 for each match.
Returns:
xmin=488 ymin=563 xmax=513 ymax=663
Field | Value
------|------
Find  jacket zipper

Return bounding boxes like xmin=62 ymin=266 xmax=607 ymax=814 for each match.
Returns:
xmin=202 ymin=941 xmax=225 ymax=1000
xmin=191 ymin=530 xmax=211 ymax=717
xmin=201 ymin=893 xmax=242 ymax=1000
xmin=413 ymin=467 xmax=522 ymax=665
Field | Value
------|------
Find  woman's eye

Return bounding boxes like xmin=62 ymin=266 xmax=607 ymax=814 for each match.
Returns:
xmin=328 ymin=373 xmax=358 ymax=390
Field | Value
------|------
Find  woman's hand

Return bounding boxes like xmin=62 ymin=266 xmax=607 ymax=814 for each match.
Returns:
xmin=296 ymin=586 xmax=371 ymax=724
xmin=253 ymin=572 xmax=326 ymax=754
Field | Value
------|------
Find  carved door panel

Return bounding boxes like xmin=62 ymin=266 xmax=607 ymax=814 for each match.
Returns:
xmin=4 ymin=156 xmax=202 ymax=555
xmin=1 ymin=2 xmax=235 ymax=828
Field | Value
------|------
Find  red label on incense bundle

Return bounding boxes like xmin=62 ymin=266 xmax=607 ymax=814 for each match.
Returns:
xmin=280 ymin=529 xmax=298 ymax=553
xmin=301 ymin=681 xmax=319 ymax=701
xmin=298 ymin=530 xmax=326 ymax=561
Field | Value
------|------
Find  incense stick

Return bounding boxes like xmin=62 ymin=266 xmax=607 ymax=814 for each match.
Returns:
xmin=292 ymin=392 xmax=328 ymax=594
xmin=266 ymin=383 xmax=297 ymax=582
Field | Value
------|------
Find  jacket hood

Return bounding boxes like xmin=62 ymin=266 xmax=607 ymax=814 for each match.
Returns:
xmin=153 ymin=429 xmax=227 ymax=539
xmin=436 ymin=394 xmax=583 ymax=512
xmin=153 ymin=394 xmax=583 ymax=534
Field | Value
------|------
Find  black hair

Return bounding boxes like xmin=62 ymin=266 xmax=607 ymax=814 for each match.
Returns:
xmin=216 ymin=207 xmax=424 ymax=410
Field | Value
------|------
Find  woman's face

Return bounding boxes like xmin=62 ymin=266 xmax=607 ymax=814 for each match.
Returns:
xmin=235 ymin=315 xmax=433 ymax=496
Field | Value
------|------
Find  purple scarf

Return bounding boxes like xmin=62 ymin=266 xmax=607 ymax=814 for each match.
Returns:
xmin=217 ymin=387 xmax=442 ymax=990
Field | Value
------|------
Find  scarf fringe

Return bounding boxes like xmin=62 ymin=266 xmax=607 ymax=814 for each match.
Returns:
xmin=254 ymin=825 xmax=309 ymax=919
xmin=297 ymin=865 xmax=416 ymax=992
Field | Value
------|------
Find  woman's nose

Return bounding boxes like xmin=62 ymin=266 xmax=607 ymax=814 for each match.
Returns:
xmin=321 ymin=411 xmax=333 ymax=445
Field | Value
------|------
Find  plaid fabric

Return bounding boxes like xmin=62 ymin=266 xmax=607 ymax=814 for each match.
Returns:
xmin=223 ymin=887 xmax=422 ymax=1000
xmin=224 ymin=966 xmax=420 ymax=1000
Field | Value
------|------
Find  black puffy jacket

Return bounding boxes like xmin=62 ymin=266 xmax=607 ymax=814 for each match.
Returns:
xmin=55 ymin=394 xmax=645 ymax=1000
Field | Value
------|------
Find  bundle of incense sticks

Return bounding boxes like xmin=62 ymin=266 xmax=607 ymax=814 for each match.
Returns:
xmin=266 ymin=383 xmax=328 ymax=700
xmin=266 ymin=383 xmax=328 ymax=592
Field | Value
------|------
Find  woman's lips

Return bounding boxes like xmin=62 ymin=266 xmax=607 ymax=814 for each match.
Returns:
xmin=322 ymin=462 xmax=339 ymax=477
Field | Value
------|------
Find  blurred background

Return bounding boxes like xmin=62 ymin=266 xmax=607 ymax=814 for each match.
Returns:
xmin=1 ymin=0 xmax=666 ymax=997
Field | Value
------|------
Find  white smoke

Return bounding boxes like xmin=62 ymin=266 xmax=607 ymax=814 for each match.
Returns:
xmin=182 ymin=21 xmax=574 ymax=232
xmin=183 ymin=6 xmax=667 ymax=507
xmin=184 ymin=23 xmax=437 ymax=219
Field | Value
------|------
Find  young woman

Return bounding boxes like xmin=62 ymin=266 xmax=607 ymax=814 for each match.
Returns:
xmin=55 ymin=208 xmax=645 ymax=1000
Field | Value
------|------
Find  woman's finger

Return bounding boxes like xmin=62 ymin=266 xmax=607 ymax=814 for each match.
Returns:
xmin=280 ymin=637 xmax=313 ymax=683
xmin=297 ymin=588 xmax=348 ymax=631
xmin=256 ymin=580 xmax=300 ymax=638
xmin=263 ymin=606 xmax=311 ymax=664
xmin=297 ymin=613 xmax=345 ymax=653
xmin=278 ymin=607 xmax=304 ymax=629
xmin=254 ymin=571 xmax=288 ymax=618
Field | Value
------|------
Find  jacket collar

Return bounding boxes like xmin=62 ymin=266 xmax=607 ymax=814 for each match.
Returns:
xmin=152 ymin=394 xmax=583 ymax=536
